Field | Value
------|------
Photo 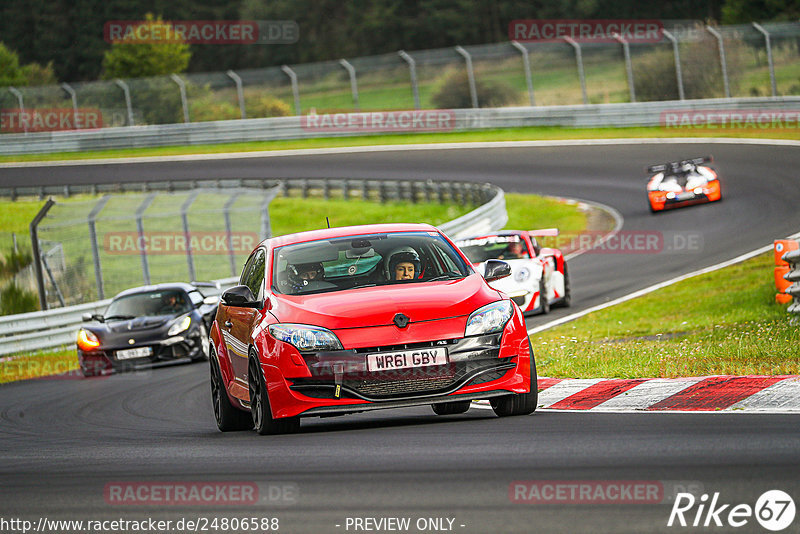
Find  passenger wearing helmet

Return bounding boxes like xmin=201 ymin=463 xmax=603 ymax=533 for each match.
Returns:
xmin=287 ymin=262 xmax=324 ymax=293
xmin=385 ymin=247 xmax=421 ymax=282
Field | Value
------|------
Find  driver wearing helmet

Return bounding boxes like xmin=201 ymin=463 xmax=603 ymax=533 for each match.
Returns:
xmin=287 ymin=262 xmax=324 ymax=293
xmin=385 ymin=247 xmax=421 ymax=282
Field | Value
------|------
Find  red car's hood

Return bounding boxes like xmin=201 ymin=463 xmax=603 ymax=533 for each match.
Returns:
xmin=271 ymin=273 xmax=499 ymax=329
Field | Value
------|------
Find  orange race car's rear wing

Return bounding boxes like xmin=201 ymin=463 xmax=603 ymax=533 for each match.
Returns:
xmin=647 ymin=155 xmax=713 ymax=175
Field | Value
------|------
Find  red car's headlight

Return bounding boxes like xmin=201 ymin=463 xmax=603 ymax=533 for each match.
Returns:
xmin=268 ymin=324 xmax=343 ymax=352
xmin=465 ymin=300 xmax=514 ymax=337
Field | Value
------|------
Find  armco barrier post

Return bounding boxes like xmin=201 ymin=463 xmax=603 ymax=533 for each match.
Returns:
xmin=774 ymin=240 xmax=799 ymax=304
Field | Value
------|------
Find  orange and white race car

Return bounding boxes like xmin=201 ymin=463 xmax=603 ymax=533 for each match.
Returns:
xmin=646 ymin=156 xmax=722 ymax=213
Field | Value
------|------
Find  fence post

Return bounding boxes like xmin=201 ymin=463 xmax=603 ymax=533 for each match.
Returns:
xmin=339 ymin=59 xmax=360 ymax=111
xmin=114 ymin=79 xmax=135 ymax=126
xmin=562 ymin=37 xmax=588 ymax=105
xmin=226 ymin=70 xmax=246 ymax=119
xmin=87 ymin=195 xmax=110 ymax=300
xmin=706 ymin=26 xmax=731 ymax=98
xmin=135 ymin=193 xmax=156 ymax=285
xmin=455 ymin=46 xmax=479 ymax=108
xmin=260 ymin=187 xmax=279 ymax=240
xmin=170 ymin=74 xmax=190 ymax=123
xmin=181 ymin=190 xmax=200 ymax=282
xmin=8 ymin=87 xmax=26 ymax=133
xmin=511 ymin=41 xmax=535 ymax=106
xmin=29 ymin=198 xmax=55 ymax=310
xmin=281 ymin=65 xmax=301 ymax=115
xmin=398 ymin=50 xmax=421 ymax=110
xmin=61 ymin=83 xmax=79 ymax=123
xmin=752 ymin=22 xmax=777 ymax=97
xmin=224 ymin=192 xmax=242 ymax=277
xmin=662 ymin=30 xmax=685 ymax=101
xmin=613 ymin=33 xmax=636 ymax=103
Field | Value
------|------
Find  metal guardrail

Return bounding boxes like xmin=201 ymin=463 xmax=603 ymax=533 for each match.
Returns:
xmin=783 ymin=248 xmax=800 ymax=315
xmin=0 ymin=180 xmax=506 ymax=356
xmin=1 ymin=97 xmax=798 ymax=156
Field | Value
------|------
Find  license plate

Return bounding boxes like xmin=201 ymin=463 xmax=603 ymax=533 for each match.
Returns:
xmin=366 ymin=347 xmax=448 ymax=372
xmin=676 ymin=192 xmax=695 ymax=201
xmin=116 ymin=347 xmax=153 ymax=360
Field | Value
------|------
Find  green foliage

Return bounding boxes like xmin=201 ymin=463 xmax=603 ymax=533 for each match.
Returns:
xmin=246 ymin=95 xmax=292 ymax=118
xmin=722 ymin=0 xmax=800 ymax=23
xmin=101 ymin=14 xmax=191 ymax=80
xmin=431 ymin=68 xmax=519 ymax=109
xmin=0 ymin=42 xmax=27 ymax=87
xmin=189 ymin=93 xmax=241 ymax=122
xmin=0 ymin=282 xmax=38 ymax=315
xmin=20 ymin=61 xmax=57 ymax=86
xmin=0 ymin=248 xmax=32 ymax=277
xmin=633 ymin=37 xmax=743 ymax=101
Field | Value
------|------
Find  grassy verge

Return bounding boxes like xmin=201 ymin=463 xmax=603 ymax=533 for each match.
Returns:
xmin=533 ymin=252 xmax=799 ymax=378
xmin=0 ymin=191 xmax=588 ymax=383
xmin=1 ymin=126 xmax=797 ymax=164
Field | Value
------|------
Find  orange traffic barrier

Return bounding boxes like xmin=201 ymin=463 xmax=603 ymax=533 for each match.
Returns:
xmin=774 ymin=240 xmax=799 ymax=266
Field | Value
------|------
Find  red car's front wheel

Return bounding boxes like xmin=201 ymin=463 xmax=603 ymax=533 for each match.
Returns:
xmin=248 ymin=352 xmax=300 ymax=435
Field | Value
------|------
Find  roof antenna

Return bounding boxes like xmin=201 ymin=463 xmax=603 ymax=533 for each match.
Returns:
xmin=326 ymin=217 xmax=331 ymax=229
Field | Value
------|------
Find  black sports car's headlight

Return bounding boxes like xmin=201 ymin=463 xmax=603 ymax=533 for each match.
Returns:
xmin=168 ymin=316 xmax=192 ymax=336
xmin=268 ymin=324 xmax=343 ymax=352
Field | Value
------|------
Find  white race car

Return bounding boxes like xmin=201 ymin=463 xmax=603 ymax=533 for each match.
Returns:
xmin=455 ymin=230 xmax=570 ymax=314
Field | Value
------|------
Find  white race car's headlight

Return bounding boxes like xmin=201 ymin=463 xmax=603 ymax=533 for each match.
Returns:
xmin=514 ymin=267 xmax=530 ymax=282
xmin=693 ymin=187 xmax=703 ymax=194
xmin=269 ymin=324 xmax=343 ymax=352
xmin=168 ymin=315 xmax=191 ymax=336
xmin=465 ymin=300 xmax=514 ymax=337
xmin=666 ymin=192 xmax=676 ymax=199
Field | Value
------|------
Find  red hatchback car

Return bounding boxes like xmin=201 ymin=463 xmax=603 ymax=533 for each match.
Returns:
xmin=209 ymin=223 xmax=537 ymax=434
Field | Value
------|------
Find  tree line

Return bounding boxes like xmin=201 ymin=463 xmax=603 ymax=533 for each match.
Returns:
xmin=0 ymin=0 xmax=796 ymax=84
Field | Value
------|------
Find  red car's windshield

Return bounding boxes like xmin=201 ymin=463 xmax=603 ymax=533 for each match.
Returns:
xmin=272 ymin=231 xmax=471 ymax=295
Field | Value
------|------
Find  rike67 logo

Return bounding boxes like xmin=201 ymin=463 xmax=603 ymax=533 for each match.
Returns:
xmin=668 ymin=490 xmax=795 ymax=531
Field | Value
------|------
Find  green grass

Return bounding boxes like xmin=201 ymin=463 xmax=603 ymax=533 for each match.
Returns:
xmin=2 ymin=125 xmax=797 ymax=164
xmin=0 ymin=348 xmax=77 ymax=384
xmin=533 ymin=252 xmax=799 ymax=378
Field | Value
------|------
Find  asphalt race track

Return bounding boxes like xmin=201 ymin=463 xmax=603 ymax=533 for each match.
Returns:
xmin=1 ymin=140 xmax=799 ymax=533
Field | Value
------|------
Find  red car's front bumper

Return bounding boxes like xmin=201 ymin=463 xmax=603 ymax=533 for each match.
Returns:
xmin=251 ymin=310 xmax=533 ymax=419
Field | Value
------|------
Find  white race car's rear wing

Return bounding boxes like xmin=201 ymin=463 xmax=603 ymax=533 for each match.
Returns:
xmin=647 ymin=155 xmax=713 ymax=175
xmin=528 ymin=228 xmax=559 ymax=237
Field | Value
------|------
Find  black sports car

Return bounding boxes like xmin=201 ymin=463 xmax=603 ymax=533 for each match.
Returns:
xmin=77 ymin=282 xmax=219 ymax=377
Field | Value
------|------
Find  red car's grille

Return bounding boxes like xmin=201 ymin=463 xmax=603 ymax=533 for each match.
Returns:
xmin=292 ymin=334 xmax=513 ymax=400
